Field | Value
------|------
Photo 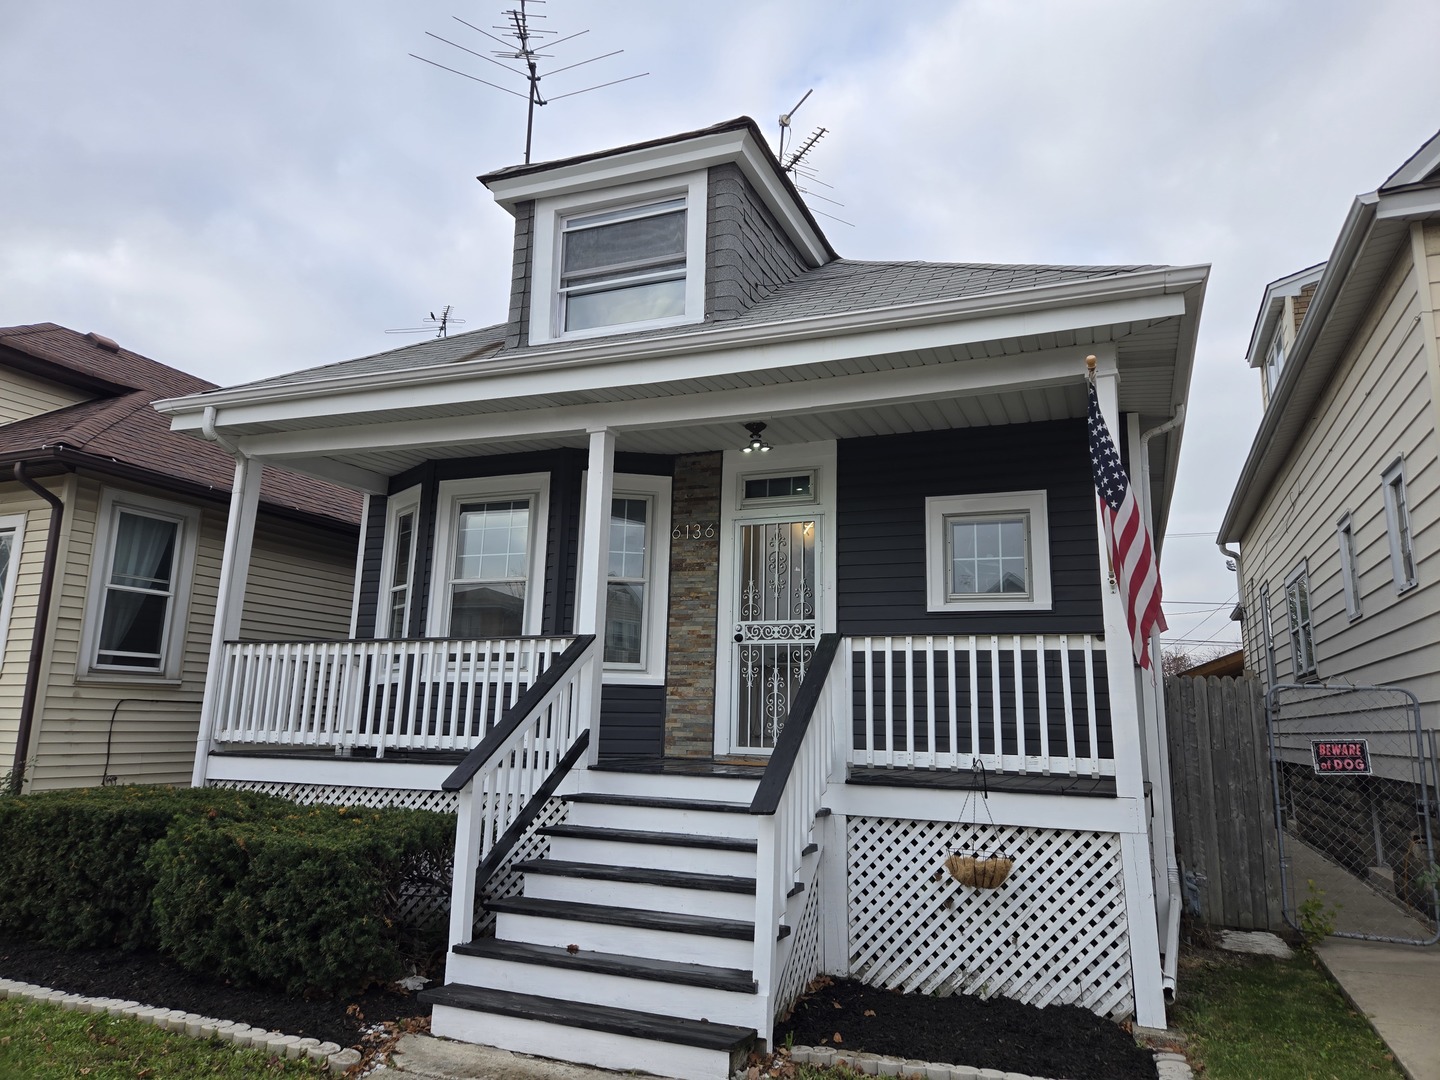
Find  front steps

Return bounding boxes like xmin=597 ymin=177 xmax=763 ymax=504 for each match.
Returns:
xmin=424 ymin=769 xmax=773 ymax=1080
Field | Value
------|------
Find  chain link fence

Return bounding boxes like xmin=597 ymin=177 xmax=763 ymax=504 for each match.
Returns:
xmin=1267 ymin=683 xmax=1438 ymax=945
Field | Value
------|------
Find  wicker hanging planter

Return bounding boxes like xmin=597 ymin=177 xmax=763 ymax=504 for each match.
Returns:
xmin=944 ymin=759 xmax=1014 ymax=891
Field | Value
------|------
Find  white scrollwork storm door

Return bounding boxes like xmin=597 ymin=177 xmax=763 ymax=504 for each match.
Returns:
xmin=732 ymin=520 xmax=817 ymax=750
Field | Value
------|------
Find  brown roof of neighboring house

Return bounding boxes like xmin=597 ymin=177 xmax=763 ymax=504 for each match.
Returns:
xmin=0 ymin=323 xmax=361 ymax=530
xmin=1177 ymin=649 xmax=1245 ymax=679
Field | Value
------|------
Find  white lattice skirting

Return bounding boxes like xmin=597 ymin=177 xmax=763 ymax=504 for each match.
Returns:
xmin=847 ymin=817 xmax=1135 ymax=1019
xmin=775 ymin=869 xmax=824 ymax=1022
xmin=211 ymin=780 xmax=459 ymax=814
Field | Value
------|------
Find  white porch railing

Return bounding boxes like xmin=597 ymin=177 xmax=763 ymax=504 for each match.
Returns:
xmin=848 ymin=633 xmax=1114 ymax=777
xmin=213 ymin=635 xmax=575 ymax=755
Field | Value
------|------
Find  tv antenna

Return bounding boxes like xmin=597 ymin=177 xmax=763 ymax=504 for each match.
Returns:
xmin=386 ymin=306 xmax=466 ymax=339
xmin=775 ymin=90 xmax=852 ymax=228
xmin=412 ymin=1 xmax=648 ymax=164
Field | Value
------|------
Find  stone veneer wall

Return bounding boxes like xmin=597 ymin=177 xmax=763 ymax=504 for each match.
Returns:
xmin=664 ymin=452 xmax=723 ymax=757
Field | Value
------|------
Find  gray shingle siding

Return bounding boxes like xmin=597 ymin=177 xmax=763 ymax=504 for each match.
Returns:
xmin=505 ymin=200 xmax=535 ymax=349
xmin=705 ymin=162 xmax=808 ymax=321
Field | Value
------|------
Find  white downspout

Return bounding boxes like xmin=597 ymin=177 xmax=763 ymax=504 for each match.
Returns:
xmin=1139 ymin=406 xmax=1184 ymax=999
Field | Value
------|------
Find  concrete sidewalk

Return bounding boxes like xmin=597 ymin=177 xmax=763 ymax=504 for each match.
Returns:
xmin=1315 ymin=938 xmax=1440 ymax=1080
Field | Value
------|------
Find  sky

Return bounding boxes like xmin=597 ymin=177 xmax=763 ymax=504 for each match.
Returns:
xmin=3 ymin=0 xmax=1439 ymax=655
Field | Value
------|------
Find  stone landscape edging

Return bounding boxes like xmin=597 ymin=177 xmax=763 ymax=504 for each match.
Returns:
xmin=0 ymin=976 xmax=361 ymax=1074
xmin=778 ymin=1044 xmax=1193 ymax=1080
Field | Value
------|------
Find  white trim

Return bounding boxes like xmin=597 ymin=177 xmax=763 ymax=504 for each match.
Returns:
xmin=1284 ymin=561 xmax=1317 ymax=678
xmin=428 ymin=474 xmax=550 ymax=637
xmin=528 ymin=172 xmax=708 ymax=347
xmin=1380 ymin=457 xmax=1417 ymax=592
xmin=577 ymin=472 xmax=673 ymax=684
xmin=79 ymin=488 xmax=200 ymax=682
xmin=347 ymin=493 xmax=370 ymax=637
xmin=1336 ymin=512 xmax=1362 ymax=621
xmin=714 ymin=441 xmax=837 ymax=757
xmin=924 ymin=490 xmax=1052 ymax=612
xmin=375 ymin=484 xmax=421 ymax=639
xmin=0 ymin=513 xmax=26 ymax=669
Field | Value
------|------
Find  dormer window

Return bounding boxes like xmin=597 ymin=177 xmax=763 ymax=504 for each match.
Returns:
xmin=1263 ymin=323 xmax=1286 ymax=398
xmin=528 ymin=172 xmax=708 ymax=345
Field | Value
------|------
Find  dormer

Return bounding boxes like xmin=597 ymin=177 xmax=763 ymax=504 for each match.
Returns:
xmin=480 ymin=117 xmax=836 ymax=349
xmin=1244 ymin=262 xmax=1324 ymax=409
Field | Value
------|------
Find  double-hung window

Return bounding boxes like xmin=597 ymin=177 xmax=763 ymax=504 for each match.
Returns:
xmin=1337 ymin=513 xmax=1361 ymax=620
xmin=1259 ymin=581 xmax=1276 ymax=680
xmin=0 ymin=514 xmax=24 ymax=665
xmin=1284 ymin=562 xmax=1316 ymax=677
xmin=1263 ymin=324 xmax=1286 ymax=401
xmin=925 ymin=491 xmax=1052 ymax=612
xmin=1381 ymin=458 xmax=1417 ymax=592
xmin=378 ymin=487 xmax=420 ymax=639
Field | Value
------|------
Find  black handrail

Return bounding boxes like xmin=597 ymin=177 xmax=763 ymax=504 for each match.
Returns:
xmin=748 ymin=633 xmax=843 ymax=815
xmin=441 ymin=635 xmax=596 ymax=792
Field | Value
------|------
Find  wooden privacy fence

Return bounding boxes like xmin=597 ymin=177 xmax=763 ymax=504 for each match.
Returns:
xmin=1165 ymin=674 xmax=1282 ymax=931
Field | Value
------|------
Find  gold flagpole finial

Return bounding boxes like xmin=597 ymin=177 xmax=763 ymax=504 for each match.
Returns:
xmin=1085 ymin=354 xmax=1097 ymax=374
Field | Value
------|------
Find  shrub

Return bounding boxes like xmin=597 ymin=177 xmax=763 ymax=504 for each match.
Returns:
xmin=148 ymin=803 xmax=453 ymax=997
xmin=0 ymin=785 xmax=292 ymax=950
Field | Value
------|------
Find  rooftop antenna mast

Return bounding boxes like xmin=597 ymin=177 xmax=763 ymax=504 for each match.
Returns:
xmin=775 ymin=89 xmax=852 ymax=228
xmin=386 ymin=305 xmax=466 ymax=339
xmin=412 ymin=1 xmax=648 ymax=164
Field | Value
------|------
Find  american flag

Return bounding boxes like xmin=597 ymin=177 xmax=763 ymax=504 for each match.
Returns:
xmin=1088 ymin=381 xmax=1166 ymax=668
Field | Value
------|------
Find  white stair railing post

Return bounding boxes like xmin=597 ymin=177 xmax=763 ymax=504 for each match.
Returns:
xmin=448 ymin=781 xmax=485 ymax=950
xmin=751 ymin=812 xmax=780 ymax=1042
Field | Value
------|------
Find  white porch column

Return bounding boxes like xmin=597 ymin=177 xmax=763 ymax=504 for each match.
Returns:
xmin=191 ymin=453 xmax=262 ymax=787
xmin=1090 ymin=363 xmax=1166 ymax=1027
xmin=577 ymin=428 xmax=615 ymax=766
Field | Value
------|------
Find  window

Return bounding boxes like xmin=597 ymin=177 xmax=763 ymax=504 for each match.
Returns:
xmin=925 ymin=491 xmax=1052 ymax=612
xmin=740 ymin=471 xmax=816 ymax=507
xmin=529 ymin=173 xmax=708 ymax=344
xmin=82 ymin=491 xmax=198 ymax=679
xmin=1381 ymin=458 xmax=1417 ymax=592
xmin=429 ymin=475 xmax=549 ymax=638
xmin=0 ymin=514 xmax=24 ymax=664
xmin=376 ymin=486 xmax=420 ymax=639
xmin=1284 ymin=563 xmax=1316 ymax=677
xmin=1263 ymin=323 xmax=1286 ymax=399
xmin=1336 ymin=513 xmax=1361 ymax=620
xmin=1259 ymin=582 xmax=1276 ymax=679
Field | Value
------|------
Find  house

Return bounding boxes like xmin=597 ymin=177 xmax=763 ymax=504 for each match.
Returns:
xmin=156 ymin=117 xmax=1208 ymax=1079
xmin=0 ymin=323 xmax=362 ymax=791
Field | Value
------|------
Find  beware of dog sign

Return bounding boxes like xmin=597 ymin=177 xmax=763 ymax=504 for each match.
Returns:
xmin=1310 ymin=739 xmax=1372 ymax=775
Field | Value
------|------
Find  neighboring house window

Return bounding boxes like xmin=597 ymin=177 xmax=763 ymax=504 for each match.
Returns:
xmin=1284 ymin=563 xmax=1316 ymax=677
xmin=1263 ymin=323 xmax=1286 ymax=399
xmin=925 ymin=491 xmax=1052 ymax=612
xmin=529 ymin=173 xmax=708 ymax=345
xmin=0 ymin=514 xmax=25 ymax=664
xmin=1381 ymin=458 xmax=1417 ymax=592
xmin=377 ymin=486 xmax=420 ymax=639
xmin=82 ymin=491 xmax=199 ymax=679
xmin=1336 ymin=513 xmax=1361 ymax=620
xmin=1259 ymin=582 xmax=1276 ymax=680
xmin=429 ymin=475 xmax=549 ymax=638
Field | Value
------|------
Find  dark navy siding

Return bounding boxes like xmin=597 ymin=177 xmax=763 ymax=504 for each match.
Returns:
xmin=598 ymin=684 xmax=665 ymax=758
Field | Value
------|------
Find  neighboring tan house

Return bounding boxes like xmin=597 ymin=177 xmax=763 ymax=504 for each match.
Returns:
xmin=1220 ymin=128 xmax=1440 ymax=717
xmin=156 ymin=117 xmax=1208 ymax=1077
xmin=0 ymin=323 xmax=362 ymax=791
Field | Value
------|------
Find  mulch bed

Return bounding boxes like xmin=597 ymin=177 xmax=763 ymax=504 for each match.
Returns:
xmin=775 ymin=976 xmax=1158 ymax=1080
xmin=0 ymin=933 xmax=425 ymax=1049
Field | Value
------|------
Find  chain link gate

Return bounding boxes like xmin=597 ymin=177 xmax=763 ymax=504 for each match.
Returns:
xmin=1266 ymin=683 xmax=1438 ymax=944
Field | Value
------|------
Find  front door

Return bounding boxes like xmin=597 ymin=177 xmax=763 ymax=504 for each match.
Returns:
xmin=730 ymin=519 xmax=818 ymax=751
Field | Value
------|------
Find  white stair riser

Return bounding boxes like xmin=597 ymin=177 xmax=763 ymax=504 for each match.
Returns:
xmin=566 ymin=802 xmax=759 ymax=840
xmin=445 ymin=953 xmax=758 ymax=1027
xmin=575 ymin=771 xmax=759 ymax=804
xmin=431 ymin=1004 xmax=741 ymax=1080
xmin=545 ymin=836 xmax=756 ymax=877
xmin=495 ymin=912 xmax=753 ymax=969
xmin=524 ymin=875 xmax=756 ymax=921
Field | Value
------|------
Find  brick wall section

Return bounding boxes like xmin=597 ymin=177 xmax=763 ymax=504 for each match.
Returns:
xmin=664 ymin=452 xmax=724 ymax=757
xmin=504 ymin=200 xmax=535 ymax=349
xmin=1292 ymin=282 xmax=1317 ymax=334
xmin=705 ymin=163 xmax=809 ymax=322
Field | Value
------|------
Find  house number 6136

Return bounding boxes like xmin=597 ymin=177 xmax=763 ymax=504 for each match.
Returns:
xmin=673 ymin=522 xmax=717 ymax=540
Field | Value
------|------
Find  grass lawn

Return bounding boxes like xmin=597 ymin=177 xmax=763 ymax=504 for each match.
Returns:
xmin=1171 ymin=946 xmax=1404 ymax=1079
xmin=0 ymin=997 xmax=329 ymax=1078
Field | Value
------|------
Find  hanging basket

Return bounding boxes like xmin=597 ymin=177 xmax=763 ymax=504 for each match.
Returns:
xmin=944 ymin=852 xmax=1014 ymax=890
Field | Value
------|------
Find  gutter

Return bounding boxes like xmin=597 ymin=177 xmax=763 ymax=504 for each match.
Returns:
xmin=9 ymin=463 xmax=66 ymax=791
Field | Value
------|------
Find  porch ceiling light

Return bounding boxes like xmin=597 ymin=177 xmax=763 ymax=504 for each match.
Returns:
xmin=741 ymin=421 xmax=771 ymax=453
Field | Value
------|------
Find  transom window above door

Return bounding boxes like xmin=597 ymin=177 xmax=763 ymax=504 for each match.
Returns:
xmin=925 ymin=490 xmax=1052 ymax=612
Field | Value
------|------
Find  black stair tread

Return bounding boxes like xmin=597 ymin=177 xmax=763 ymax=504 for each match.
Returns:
xmin=511 ymin=859 xmax=755 ymax=893
xmin=564 ymin=792 xmax=752 ymax=813
xmin=488 ymin=895 xmax=790 ymax=940
xmin=421 ymin=983 xmax=757 ymax=1053
xmin=451 ymin=938 xmax=758 ymax=993
xmin=539 ymin=823 xmax=758 ymax=852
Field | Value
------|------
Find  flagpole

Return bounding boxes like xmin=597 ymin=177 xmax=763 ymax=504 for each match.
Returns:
xmin=1086 ymin=354 xmax=1117 ymax=589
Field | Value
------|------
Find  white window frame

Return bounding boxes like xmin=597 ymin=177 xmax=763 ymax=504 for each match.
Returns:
xmin=80 ymin=489 xmax=200 ymax=682
xmin=428 ymin=474 xmax=550 ymax=638
xmin=1381 ymin=458 xmax=1417 ymax=593
xmin=925 ymin=490 xmax=1052 ymax=613
xmin=0 ymin=513 xmax=26 ymax=669
xmin=577 ymin=473 xmax=672 ymax=683
xmin=375 ymin=485 xmax=421 ymax=640
xmin=1284 ymin=562 xmax=1317 ymax=678
xmin=738 ymin=469 xmax=818 ymax=509
xmin=1336 ymin=513 xmax=1361 ymax=621
xmin=1263 ymin=323 xmax=1286 ymax=399
xmin=528 ymin=172 xmax=708 ymax=346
